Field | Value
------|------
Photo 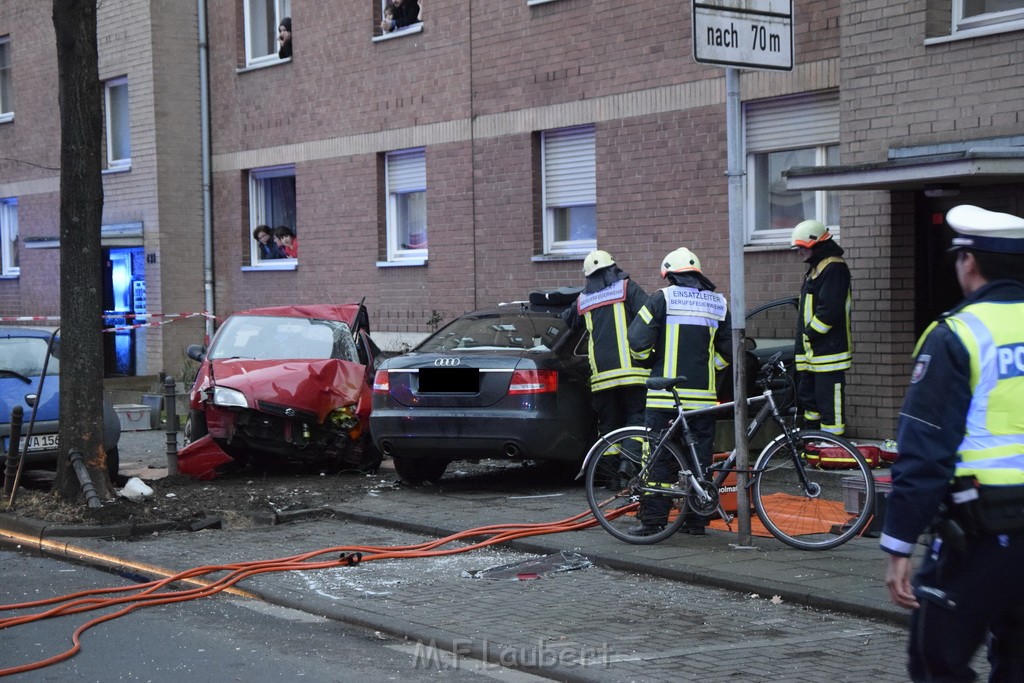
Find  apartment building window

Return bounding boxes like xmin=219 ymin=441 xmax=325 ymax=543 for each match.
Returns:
xmin=954 ymin=0 xmax=1024 ymax=31
xmin=384 ymin=149 xmax=427 ymax=262
xmin=541 ymin=126 xmax=596 ymax=256
xmin=744 ymin=92 xmax=839 ymax=247
xmin=249 ymin=166 xmax=297 ymax=265
xmin=245 ymin=0 xmax=291 ymax=65
xmin=377 ymin=0 xmax=422 ymax=37
xmin=0 ymin=37 xmax=13 ymax=122
xmin=1 ymin=199 xmax=18 ymax=277
xmin=104 ymin=78 xmax=130 ymax=170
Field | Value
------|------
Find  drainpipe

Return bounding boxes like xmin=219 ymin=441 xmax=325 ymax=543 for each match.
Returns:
xmin=198 ymin=0 xmax=215 ymax=343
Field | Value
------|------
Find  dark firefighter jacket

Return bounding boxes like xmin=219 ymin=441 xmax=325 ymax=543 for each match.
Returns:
xmin=563 ymin=274 xmax=650 ymax=392
xmin=796 ymin=251 xmax=852 ymax=373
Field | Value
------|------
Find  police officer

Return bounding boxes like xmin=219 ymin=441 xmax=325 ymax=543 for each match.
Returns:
xmin=563 ymin=250 xmax=650 ymax=487
xmin=790 ymin=219 xmax=852 ymax=435
xmin=880 ymin=204 xmax=1024 ymax=681
xmin=626 ymin=248 xmax=732 ymax=535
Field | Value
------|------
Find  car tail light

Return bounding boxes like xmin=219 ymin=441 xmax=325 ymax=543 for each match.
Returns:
xmin=373 ymin=370 xmax=389 ymax=394
xmin=508 ymin=369 xmax=558 ymax=394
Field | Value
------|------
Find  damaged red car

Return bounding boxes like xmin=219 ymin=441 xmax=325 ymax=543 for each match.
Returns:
xmin=179 ymin=304 xmax=384 ymax=479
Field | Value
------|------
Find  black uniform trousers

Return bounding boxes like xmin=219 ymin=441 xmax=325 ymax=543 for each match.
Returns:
xmin=797 ymin=369 xmax=845 ymax=434
xmin=908 ymin=531 xmax=1024 ymax=682
xmin=639 ymin=408 xmax=715 ymax=527
xmin=592 ymin=385 xmax=646 ymax=438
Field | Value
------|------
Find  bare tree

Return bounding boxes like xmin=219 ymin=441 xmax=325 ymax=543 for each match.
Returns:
xmin=51 ymin=0 xmax=113 ymax=500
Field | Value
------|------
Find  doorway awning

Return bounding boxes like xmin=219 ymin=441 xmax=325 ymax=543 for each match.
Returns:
xmin=784 ymin=142 xmax=1024 ymax=192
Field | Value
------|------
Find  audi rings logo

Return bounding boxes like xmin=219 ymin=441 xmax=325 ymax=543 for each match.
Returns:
xmin=434 ymin=358 xmax=462 ymax=367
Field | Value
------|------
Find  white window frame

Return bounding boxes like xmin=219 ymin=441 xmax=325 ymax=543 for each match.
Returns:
xmin=104 ymin=77 xmax=131 ymax=170
xmin=0 ymin=36 xmax=12 ymax=123
xmin=244 ymin=0 xmax=291 ymax=66
xmin=541 ymin=125 xmax=597 ymax=256
xmin=384 ymin=148 xmax=427 ymax=263
xmin=953 ymin=0 xmax=1024 ymax=32
xmin=248 ymin=165 xmax=297 ymax=267
xmin=744 ymin=92 xmax=840 ymax=247
xmin=1 ymin=198 xmax=18 ymax=278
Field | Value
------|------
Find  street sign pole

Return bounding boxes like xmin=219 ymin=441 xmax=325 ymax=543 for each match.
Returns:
xmin=694 ymin=0 xmax=793 ymax=548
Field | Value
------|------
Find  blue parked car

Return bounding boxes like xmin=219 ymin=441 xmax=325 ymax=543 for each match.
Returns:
xmin=0 ymin=327 xmax=121 ymax=478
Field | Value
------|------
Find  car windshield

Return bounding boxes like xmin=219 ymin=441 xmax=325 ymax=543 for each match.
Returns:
xmin=208 ymin=315 xmax=360 ymax=362
xmin=0 ymin=336 xmax=60 ymax=376
xmin=417 ymin=311 xmax=570 ymax=352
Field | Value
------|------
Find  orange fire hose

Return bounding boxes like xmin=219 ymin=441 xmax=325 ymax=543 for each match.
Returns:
xmin=0 ymin=502 xmax=637 ymax=676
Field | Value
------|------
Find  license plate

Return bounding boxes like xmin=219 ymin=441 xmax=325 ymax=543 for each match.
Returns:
xmin=18 ymin=433 xmax=59 ymax=452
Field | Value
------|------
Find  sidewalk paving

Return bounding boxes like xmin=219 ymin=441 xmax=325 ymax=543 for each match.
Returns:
xmin=1 ymin=429 xmax=924 ymax=681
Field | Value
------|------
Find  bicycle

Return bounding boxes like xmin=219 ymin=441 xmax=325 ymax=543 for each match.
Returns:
xmin=581 ymin=353 xmax=876 ymax=550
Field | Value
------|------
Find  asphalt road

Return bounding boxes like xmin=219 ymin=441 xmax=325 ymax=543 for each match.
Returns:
xmin=0 ymin=548 xmax=549 ymax=682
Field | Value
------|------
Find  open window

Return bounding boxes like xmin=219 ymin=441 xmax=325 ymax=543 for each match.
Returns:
xmin=249 ymin=165 xmax=297 ymax=266
xmin=541 ymin=125 xmax=597 ymax=256
xmin=244 ymin=0 xmax=291 ymax=66
xmin=744 ymin=91 xmax=840 ymax=247
xmin=377 ymin=0 xmax=422 ymax=37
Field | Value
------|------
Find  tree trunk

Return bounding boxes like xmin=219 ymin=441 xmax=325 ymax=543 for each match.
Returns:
xmin=51 ymin=0 xmax=113 ymax=501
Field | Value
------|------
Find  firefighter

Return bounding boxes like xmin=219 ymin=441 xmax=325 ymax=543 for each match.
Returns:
xmin=791 ymin=219 xmax=852 ymax=435
xmin=881 ymin=204 xmax=1024 ymax=681
xmin=626 ymin=247 xmax=732 ymax=535
xmin=562 ymin=250 xmax=650 ymax=487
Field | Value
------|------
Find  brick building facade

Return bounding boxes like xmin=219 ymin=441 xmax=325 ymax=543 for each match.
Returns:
xmin=0 ymin=1 xmax=205 ymax=380
xmin=3 ymin=1 xmax=1023 ymax=440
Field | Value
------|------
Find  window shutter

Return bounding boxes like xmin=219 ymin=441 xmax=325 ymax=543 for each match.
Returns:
xmin=387 ymin=149 xmax=426 ymax=193
xmin=745 ymin=91 xmax=839 ymax=152
xmin=544 ymin=126 xmax=596 ymax=206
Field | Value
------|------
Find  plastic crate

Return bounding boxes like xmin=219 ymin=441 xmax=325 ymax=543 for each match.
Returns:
xmin=842 ymin=474 xmax=892 ymax=515
xmin=114 ymin=404 xmax=151 ymax=432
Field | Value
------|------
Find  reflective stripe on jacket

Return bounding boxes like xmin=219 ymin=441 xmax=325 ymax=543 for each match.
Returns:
xmin=946 ymin=301 xmax=1024 ymax=485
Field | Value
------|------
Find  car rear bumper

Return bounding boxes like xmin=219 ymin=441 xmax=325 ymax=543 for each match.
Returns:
xmin=370 ymin=407 xmax=594 ymax=462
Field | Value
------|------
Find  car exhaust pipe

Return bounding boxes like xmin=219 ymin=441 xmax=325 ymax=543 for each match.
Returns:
xmin=380 ymin=440 xmax=394 ymax=456
xmin=503 ymin=442 xmax=521 ymax=458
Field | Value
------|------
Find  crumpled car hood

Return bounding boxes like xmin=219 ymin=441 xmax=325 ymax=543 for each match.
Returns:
xmin=209 ymin=358 xmax=367 ymax=421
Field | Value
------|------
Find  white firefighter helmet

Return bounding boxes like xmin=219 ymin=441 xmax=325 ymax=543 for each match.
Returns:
xmin=790 ymin=219 xmax=832 ymax=249
xmin=660 ymin=248 xmax=702 ymax=277
xmin=582 ymin=250 xmax=615 ymax=276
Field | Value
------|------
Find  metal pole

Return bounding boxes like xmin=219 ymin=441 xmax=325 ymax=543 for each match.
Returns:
xmin=726 ymin=67 xmax=752 ymax=546
xmin=164 ymin=376 xmax=180 ymax=476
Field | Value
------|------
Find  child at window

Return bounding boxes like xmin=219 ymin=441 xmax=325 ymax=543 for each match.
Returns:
xmin=273 ymin=225 xmax=298 ymax=258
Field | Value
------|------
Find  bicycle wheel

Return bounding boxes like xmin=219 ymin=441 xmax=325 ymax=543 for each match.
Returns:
xmin=583 ymin=427 xmax=688 ymax=545
xmin=752 ymin=429 xmax=875 ymax=551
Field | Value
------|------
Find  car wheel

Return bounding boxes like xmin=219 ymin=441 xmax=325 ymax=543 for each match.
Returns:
xmin=542 ymin=458 xmax=584 ymax=484
xmin=185 ymin=409 xmax=208 ymax=444
xmin=392 ymin=455 xmax=449 ymax=485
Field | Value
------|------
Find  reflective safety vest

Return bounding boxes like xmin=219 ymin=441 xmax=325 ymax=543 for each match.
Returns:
xmin=944 ymin=301 xmax=1024 ymax=485
xmin=631 ymin=286 xmax=730 ymax=411
xmin=577 ymin=280 xmax=650 ymax=392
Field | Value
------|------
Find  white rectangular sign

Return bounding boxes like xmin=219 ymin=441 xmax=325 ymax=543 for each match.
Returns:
xmin=693 ymin=0 xmax=793 ymax=72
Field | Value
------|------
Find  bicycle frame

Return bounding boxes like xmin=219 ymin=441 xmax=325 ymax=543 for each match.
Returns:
xmin=577 ymin=368 xmax=798 ymax=521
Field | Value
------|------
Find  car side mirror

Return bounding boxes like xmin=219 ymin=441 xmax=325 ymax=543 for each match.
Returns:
xmin=744 ymin=337 xmax=757 ymax=351
xmin=186 ymin=344 xmax=207 ymax=362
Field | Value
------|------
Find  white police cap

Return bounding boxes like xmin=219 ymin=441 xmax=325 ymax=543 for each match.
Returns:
xmin=947 ymin=204 xmax=1024 ymax=254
